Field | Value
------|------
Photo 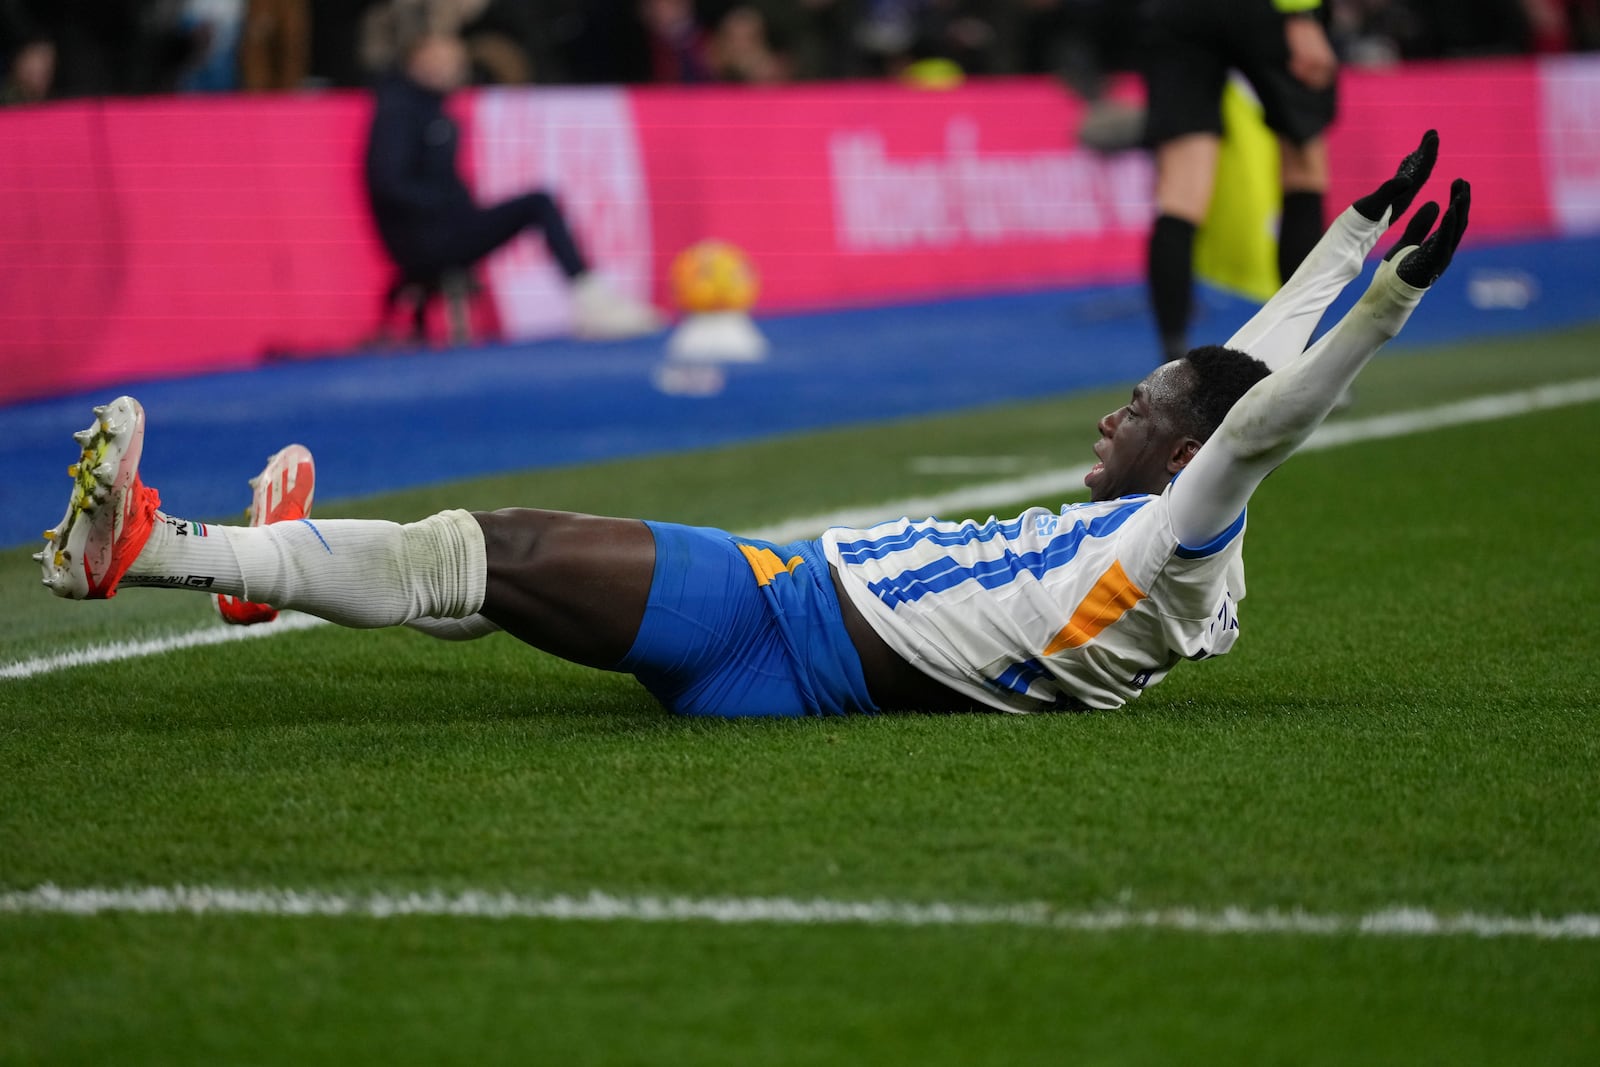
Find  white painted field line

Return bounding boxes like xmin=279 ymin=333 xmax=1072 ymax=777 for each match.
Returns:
xmin=7 ymin=376 xmax=1600 ymax=682
xmin=0 ymin=612 xmax=325 ymax=680
xmin=4 ymin=885 xmax=1598 ymax=941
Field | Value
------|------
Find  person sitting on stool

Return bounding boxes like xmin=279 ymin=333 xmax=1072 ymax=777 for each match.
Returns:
xmin=365 ymin=31 xmax=663 ymax=341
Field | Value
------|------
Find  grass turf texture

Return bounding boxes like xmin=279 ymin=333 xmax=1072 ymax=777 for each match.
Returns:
xmin=3 ymin=325 xmax=1599 ymax=1064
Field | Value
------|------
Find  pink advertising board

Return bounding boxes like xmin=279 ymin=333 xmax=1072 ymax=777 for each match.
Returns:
xmin=625 ymin=79 xmax=1155 ymax=311
xmin=1 ymin=94 xmax=393 ymax=402
xmin=2 ymin=58 xmax=1596 ymax=405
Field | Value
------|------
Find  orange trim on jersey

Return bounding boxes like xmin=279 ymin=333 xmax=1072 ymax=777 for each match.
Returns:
xmin=1043 ymin=560 xmax=1146 ymax=655
xmin=739 ymin=544 xmax=805 ymax=586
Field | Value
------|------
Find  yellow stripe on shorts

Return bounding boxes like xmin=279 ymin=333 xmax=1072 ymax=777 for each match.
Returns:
xmin=739 ymin=544 xmax=805 ymax=587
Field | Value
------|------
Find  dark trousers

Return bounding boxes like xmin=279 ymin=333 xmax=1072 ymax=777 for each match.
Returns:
xmin=395 ymin=191 xmax=588 ymax=279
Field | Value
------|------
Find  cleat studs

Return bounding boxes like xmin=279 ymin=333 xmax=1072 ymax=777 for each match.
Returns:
xmin=73 ymin=428 xmax=95 ymax=446
xmin=93 ymin=462 xmax=115 ymax=484
xmin=54 ymin=551 xmax=66 ymax=567
xmin=31 ymin=551 xmax=44 ymax=563
xmin=43 ymin=529 xmax=56 ymax=541
xmin=67 ymin=463 xmax=80 ymax=477
xmin=92 ymin=404 xmax=106 ymax=417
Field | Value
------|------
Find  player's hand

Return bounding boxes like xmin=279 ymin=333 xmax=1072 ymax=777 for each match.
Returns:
xmin=1353 ymin=130 xmax=1439 ymax=223
xmin=1387 ymin=179 xmax=1471 ymax=288
xmin=1285 ymin=14 xmax=1337 ymax=91
xmin=1383 ymin=201 xmax=1440 ymax=259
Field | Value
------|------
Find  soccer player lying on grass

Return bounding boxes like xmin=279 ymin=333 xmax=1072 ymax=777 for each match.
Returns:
xmin=38 ymin=133 xmax=1468 ymax=718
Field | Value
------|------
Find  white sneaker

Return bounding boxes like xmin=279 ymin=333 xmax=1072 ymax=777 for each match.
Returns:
xmin=571 ymin=273 xmax=666 ymax=340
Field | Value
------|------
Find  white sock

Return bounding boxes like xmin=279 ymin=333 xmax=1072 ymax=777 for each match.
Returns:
xmin=126 ymin=510 xmax=487 ymax=628
xmin=405 ymin=614 xmax=503 ymax=641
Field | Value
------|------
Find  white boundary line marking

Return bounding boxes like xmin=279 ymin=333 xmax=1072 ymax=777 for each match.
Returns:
xmin=3 ymin=884 xmax=1598 ymax=940
xmin=0 ymin=612 xmax=324 ymax=680
xmin=8 ymin=376 xmax=1600 ymax=681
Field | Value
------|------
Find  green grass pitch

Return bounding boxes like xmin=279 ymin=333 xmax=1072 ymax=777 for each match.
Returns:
xmin=3 ymin=325 xmax=1599 ymax=1065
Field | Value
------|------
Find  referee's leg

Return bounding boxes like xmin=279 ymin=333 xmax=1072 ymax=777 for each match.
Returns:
xmin=1150 ymin=133 xmax=1221 ymax=363
xmin=1142 ymin=1 xmax=1228 ymax=362
xmin=1279 ymin=135 xmax=1330 ymax=283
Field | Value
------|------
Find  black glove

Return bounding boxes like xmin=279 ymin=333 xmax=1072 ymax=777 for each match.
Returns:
xmin=1353 ymin=129 xmax=1439 ymax=223
xmin=1382 ymin=201 xmax=1440 ymax=260
xmin=1390 ymin=179 xmax=1471 ymax=289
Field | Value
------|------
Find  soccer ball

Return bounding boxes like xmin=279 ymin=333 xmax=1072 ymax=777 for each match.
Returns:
xmin=669 ymin=240 xmax=759 ymax=314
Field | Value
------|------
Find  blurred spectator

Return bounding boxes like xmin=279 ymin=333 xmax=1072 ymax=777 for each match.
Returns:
xmin=708 ymin=4 xmax=790 ymax=82
xmin=639 ymin=0 xmax=713 ymax=81
xmin=1328 ymin=0 xmax=1600 ymax=57
xmin=853 ymin=0 xmax=1003 ymax=79
xmin=1 ymin=0 xmax=52 ymax=104
xmin=365 ymin=30 xmax=664 ymax=339
xmin=854 ymin=0 xmax=917 ymax=73
xmin=0 ymin=38 xmax=51 ymax=102
xmin=458 ymin=0 xmax=540 ymax=83
xmin=1 ymin=0 xmax=179 ymax=98
xmin=240 ymin=0 xmax=310 ymax=90
xmin=1327 ymin=0 xmax=1406 ymax=65
xmin=362 ymin=0 xmax=536 ymax=85
xmin=177 ymin=0 xmax=245 ymax=92
xmin=5 ymin=0 xmax=1595 ymax=103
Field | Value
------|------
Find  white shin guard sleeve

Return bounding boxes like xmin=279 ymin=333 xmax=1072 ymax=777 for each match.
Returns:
xmin=404 ymin=614 xmax=504 ymax=641
xmin=221 ymin=509 xmax=487 ymax=629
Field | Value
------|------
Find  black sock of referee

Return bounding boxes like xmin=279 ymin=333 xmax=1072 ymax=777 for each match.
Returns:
xmin=1149 ymin=214 xmax=1196 ymax=362
xmin=1278 ymin=190 xmax=1325 ymax=283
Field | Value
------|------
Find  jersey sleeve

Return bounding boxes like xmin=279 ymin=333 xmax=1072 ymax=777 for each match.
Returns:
xmin=1149 ymin=489 xmax=1248 ymax=661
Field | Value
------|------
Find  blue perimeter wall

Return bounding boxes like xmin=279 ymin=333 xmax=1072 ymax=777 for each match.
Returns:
xmin=4 ymin=234 xmax=1597 ymax=548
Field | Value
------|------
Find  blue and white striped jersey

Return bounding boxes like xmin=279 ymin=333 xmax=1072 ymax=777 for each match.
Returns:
xmin=820 ymin=486 xmax=1246 ymax=712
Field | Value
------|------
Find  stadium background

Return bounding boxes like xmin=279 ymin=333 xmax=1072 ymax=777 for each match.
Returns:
xmin=3 ymin=57 xmax=1598 ymax=541
xmin=2 ymin=4 xmax=1599 ymax=1064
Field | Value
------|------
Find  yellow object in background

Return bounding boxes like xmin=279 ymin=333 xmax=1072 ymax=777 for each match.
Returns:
xmin=1194 ymin=78 xmax=1282 ymax=302
xmin=901 ymin=57 xmax=965 ymax=89
xmin=670 ymin=240 xmax=761 ymax=314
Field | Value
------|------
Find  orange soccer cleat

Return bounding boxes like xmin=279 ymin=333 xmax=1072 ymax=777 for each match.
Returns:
xmin=213 ymin=443 xmax=315 ymax=625
xmin=38 ymin=397 xmax=161 ymax=600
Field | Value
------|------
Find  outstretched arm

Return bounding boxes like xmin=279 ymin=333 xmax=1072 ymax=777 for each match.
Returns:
xmin=1170 ymin=180 xmax=1472 ymax=549
xmin=1226 ymin=130 xmax=1439 ymax=372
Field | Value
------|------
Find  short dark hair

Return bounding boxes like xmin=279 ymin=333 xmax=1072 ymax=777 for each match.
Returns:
xmin=1173 ymin=345 xmax=1272 ymax=441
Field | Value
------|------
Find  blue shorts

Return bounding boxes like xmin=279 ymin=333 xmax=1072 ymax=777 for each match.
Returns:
xmin=617 ymin=522 xmax=878 ymax=718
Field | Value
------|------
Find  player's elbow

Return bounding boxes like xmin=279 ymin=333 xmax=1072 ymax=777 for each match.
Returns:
xmin=1211 ymin=370 xmax=1325 ymax=463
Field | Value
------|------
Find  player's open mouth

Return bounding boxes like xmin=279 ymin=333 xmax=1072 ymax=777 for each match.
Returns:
xmin=1085 ymin=461 xmax=1104 ymax=486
